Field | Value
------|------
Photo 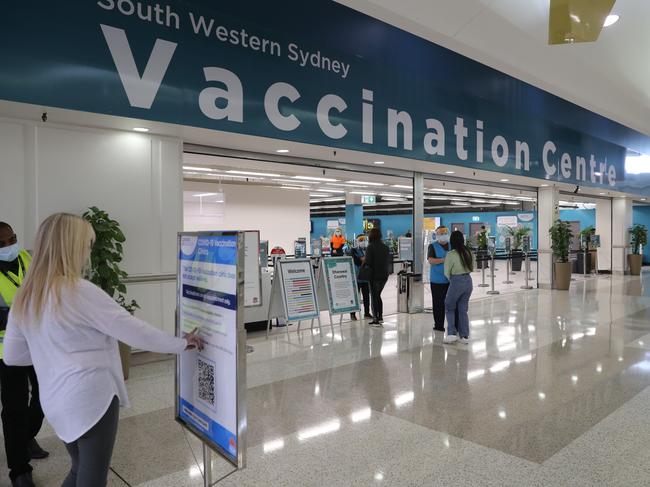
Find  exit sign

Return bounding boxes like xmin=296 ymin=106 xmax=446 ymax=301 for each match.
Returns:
xmin=362 ymin=195 xmax=376 ymax=204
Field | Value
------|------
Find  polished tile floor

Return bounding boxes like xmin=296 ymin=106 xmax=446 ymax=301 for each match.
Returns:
xmin=3 ymin=272 xmax=650 ymax=486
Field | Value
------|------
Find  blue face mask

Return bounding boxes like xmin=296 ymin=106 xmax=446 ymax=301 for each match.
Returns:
xmin=0 ymin=243 xmax=20 ymax=262
xmin=437 ymin=235 xmax=450 ymax=245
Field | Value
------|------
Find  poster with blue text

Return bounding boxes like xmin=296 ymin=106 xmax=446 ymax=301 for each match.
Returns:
xmin=177 ymin=233 xmax=239 ymax=464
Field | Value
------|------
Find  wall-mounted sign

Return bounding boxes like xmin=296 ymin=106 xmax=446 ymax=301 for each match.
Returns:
xmin=518 ymin=213 xmax=535 ymax=222
xmin=472 ymin=216 xmax=481 ymax=222
xmin=1 ymin=2 xmax=647 ymax=193
xmin=496 ymin=216 xmax=518 ymax=228
xmin=423 ymin=217 xmax=441 ymax=231
xmin=362 ymin=195 xmax=376 ymax=204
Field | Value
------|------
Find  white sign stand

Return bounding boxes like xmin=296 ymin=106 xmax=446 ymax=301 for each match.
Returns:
xmin=316 ymin=257 xmax=361 ymax=329
xmin=266 ymin=259 xmax=322 ymax=338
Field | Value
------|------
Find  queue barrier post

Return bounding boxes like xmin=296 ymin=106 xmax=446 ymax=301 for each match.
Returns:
xmin=487 ymin=253 xmax=500 ymax=295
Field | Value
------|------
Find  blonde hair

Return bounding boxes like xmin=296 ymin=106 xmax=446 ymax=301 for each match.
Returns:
xmin=12 ymin=213 xmax=95 ymax=321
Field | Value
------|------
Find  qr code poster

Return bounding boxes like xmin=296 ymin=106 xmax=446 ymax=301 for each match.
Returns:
xmin=196 ymin=355 xmax=218 ymax=411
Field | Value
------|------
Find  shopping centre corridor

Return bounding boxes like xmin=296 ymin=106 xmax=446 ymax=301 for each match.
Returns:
xmin=6 ymin=273 xmax=650 ymax=486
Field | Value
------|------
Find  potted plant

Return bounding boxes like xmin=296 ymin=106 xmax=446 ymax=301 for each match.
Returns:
xmin=83 ymin=206 xmax=139 ymax=379
xmin=476 ymin=228 xmax=489 ymax=269
xmin=549 ymin=220 xmax=573 ymax=290
xmin=628 ymin=224 xmax=647 ymax=276
xmin=505 ymin=225 xmax=531 ymax=271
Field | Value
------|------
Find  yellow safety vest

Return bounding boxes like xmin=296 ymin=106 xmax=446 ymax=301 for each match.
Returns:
xmin=0 ymin=250 xmax=31 ymax=358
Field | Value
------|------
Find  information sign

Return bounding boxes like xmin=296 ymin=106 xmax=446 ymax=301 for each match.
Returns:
xmin=505 ymin=236 xmax=512 ymax=253
xmin=322 ymin=257 xmax=360 ymax=315
xmin=522 ymin=235 xmax=531 ymax=253
xmin=259 ymin=240 xmax=269 ymax=268
xmin=591 ymin=234 xmax=601 ymax=248
xmin=244 ymin=231 xmax=261 ymax=307
xmin=488 ymin=236 xmax=497 ymax=254
xmin=176 ymin=232 xmax=246 ymax=468
xmin=294 ymin=239 xmax=307 ymax=258
xmin=278 ymin=260 xmax=320 ymax=322
xmin=398 ymin=237 xmax=414 ymax=261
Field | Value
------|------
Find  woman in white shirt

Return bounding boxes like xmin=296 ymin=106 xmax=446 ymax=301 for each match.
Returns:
xmin=4 ymin=213 xmax=203 ymax=487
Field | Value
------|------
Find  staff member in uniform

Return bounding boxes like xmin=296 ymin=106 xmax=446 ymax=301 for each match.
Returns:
xmin=330 ymin=228 xmax=346 ymax=256
xmin=4 ymin=213 xmax=203 ymax=487
xmin=428 ymin=226 xmax=454 ymax=332
xmin=0 ymin=222 xmax=48 ymax=487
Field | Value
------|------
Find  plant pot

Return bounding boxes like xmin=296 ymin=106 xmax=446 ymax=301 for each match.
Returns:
xmin=119 ymin=341 xmax=132 ymax=380
xmin=628 ymin=254 xmax=643 ymax=276
xmin=554 ymin=262 xmax=572 ymax=290
xmin=511 ymin=250 xmax=523 ymax=272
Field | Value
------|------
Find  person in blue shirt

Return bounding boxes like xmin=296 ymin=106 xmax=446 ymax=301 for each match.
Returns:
xmin=427 ymin=226 xmax=456 ymax=332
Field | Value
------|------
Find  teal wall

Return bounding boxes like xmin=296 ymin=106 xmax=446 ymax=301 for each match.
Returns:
xmin=312 ymin=210 xmax=539 ymax=248
xmin=559 ymin=209 xmax=596 ymax=231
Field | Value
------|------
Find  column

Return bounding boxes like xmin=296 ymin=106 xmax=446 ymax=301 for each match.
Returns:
xmin=345 ymin=193 xmax=364 ymax=240
xmin=537 ymin=185 xmax=559 ymax=288
xmin=595 ymin=199 xmax=612 ymax=273
xmin=612 ymin=196 xmax=632 ymax=274
xmin=412 ymin=172 xmax=424 ymax=310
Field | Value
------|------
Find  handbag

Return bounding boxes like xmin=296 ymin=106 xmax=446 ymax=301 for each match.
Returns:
xmin=357 ymin=264 xmax=373 ymax=282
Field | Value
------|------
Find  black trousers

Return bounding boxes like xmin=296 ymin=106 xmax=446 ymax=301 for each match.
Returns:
xmin=0 ymin=361 xmax=44 ymax=480
xmin=370 ymin=279 xmax=387 ymax=320
xmin=430 ymin=283 xmax=458 ymax=330
xmin=358 ymin=281 xmax=370 ymax=315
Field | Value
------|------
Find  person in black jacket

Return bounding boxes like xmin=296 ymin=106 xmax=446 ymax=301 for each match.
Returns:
xmin=363 ymin=228 xmax=391 ymax=327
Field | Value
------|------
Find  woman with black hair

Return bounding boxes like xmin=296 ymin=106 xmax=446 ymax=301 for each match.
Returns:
xmin=362 ymin=228 xmax=390 ymax=327
xmin=443 ymin=230 xmax=474 ymax=344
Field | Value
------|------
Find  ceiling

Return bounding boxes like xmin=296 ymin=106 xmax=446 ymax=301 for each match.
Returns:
xmin=338 ymin=0 xmax=650 ymax=138
xmin=184 ymin=153 xmax=538 ymax=216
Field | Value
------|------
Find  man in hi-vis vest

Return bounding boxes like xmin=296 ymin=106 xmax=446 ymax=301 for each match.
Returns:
xmin=0 ymin=223 xmax=48 ymax=487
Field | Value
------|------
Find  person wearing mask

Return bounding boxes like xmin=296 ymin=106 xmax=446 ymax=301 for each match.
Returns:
xmin=362 ymin=228 xmax=390 ymax=327
xmin=349 ymin=235 xmax=372 ymax=321
xmin=4 ymin=213 xmax=204 ymax=487
xmin=330 ymin=228 xmax=346 ymax=256
xmin=427 ymin=226 xmax=451 ymax=332
xmin=443 ymin=230 xmax=475 ymax=344
xmin=0 ymin=222 xmax=48 ymax=487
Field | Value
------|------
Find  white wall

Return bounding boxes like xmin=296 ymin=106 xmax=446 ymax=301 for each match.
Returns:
xmin=595 ymin=199 xmax=612 ymax=273
xmin=0 ymin=119 xmax=183 ymax=334
xmin=184 ymin=181 xmax=310 ymax=254
xmin=537 ymin=186 xmax=559 ymax=288
xmin=612 ymin=197 xmax=632 ymax=274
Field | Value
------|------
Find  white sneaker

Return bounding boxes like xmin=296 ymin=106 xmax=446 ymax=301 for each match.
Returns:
xmin=459 ymin=337 xmax=470 ymax=344
xmin=443 ymin=335 xmax=459 ymax=344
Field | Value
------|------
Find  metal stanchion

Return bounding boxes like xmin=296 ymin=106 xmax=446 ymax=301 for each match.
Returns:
xmin=503 ymin=252 xmax=514 ymax=284
xmin=203 ymin=444 xmax=212 ymax=487
xmin=487 ymin=253 xmax=500 ymax=295
xmin=521 ymin=252 xmax=533 ymax=290
xmin=478 ymin=256 xmax=489 ymax=287
xmin=583 ymin=248 xmax=588 ymax=277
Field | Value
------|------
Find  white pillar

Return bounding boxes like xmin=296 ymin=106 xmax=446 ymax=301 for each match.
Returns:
xmin=595 ymin=199 xmax=612 ymax=273
xmin=537 ymin=186 xmax=559 ymax=288
xmin=612 ymin=197 xmax=632 ymax=274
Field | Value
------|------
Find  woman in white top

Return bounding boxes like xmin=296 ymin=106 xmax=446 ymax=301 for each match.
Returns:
xmin=4 ymin=213 xmax=203 ymax=487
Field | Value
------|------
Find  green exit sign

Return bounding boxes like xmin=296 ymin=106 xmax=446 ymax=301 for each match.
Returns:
xmin=362 ymin=195 xmax=376 ymax=204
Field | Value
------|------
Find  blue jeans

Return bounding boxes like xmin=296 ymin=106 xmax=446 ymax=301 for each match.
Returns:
xmin=445 ymin=274 xmax=473 ymax=338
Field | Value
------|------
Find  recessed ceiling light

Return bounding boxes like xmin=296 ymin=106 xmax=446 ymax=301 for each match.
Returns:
xmin=464 ymin=191 xmax=487 ymax=196
xmin=316 ymin=188 xmax=346 ymax=193
xmin=373 ymin=161 xmax=385 ymax=165
xmin=500 ymin=178 xmax=509 ymax=182
xmin=293 ymin=176 xmax=338 ymax=182
xmin=445 ymin=171 xmax=455 ymax=174
xmin=379 ymin=193 xmax=403 ymax=197
xmin=451 ymin=201 xmax=471 ymax=206
xmin=183 ymin=166 xmax=215 ymax=172
xmin=434 ymin=188 xmax=458 ymax=193
xmin=192 ymin=193 xmax=218 ymax=197
xmin=272 ymin=178 xmax=317 ymax=184
xmin=350 ymin=191 xmax=376 ymax=195
xmin=223 ymin=174 xmax=265 ymax=180
xmin=642 ymin=198 xmax=647 ymax=201
xmin=227 ymin=170 xmax=281 ymax=177
xmin=309 ymin=193 xmax=329 ymax=197
xmin=275 ymin=149 xmax=290 ymax=153
xmin=347 ymin=180 xmax=385 ymax=186
xmin=540 ymin=184 xmax=549 ymax=187
xmin=599 ymin=193 xmax=606 ymax=195
xmin=604 ymin=14 xmax=619 ymax=27
xmin=133 ymin=127 xmax=149 ymax=132
xmin=391 ymin=185 xmax=413 ymax=189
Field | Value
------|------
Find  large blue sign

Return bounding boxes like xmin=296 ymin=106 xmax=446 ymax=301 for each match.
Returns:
xmin=1 ymin=1 xmax=649 ymax=193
